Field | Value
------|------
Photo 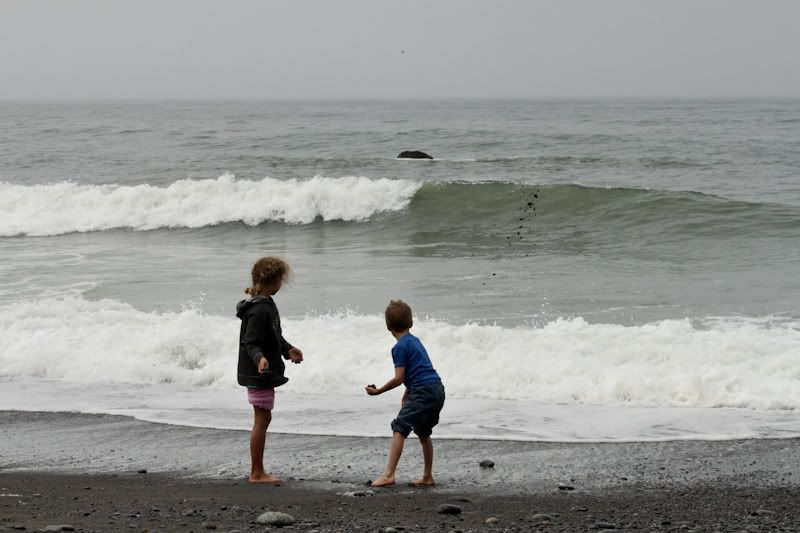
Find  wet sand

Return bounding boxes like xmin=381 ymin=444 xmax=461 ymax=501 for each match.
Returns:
xmin=1 ymin=411 xmax=799 ymax=531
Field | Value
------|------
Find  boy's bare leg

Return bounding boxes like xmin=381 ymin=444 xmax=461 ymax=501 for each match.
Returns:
xmin=410 ymin=436 xmax=435 ymax=486
xmin=371 ymin=432 xmax=405 ymax=487
xmin=249 ymin=406 xmax=283 ymax=483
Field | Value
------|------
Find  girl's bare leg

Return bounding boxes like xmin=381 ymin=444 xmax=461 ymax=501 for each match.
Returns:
xmin=410 ymin=436 xmax=435 ymax=486
xmin=249 ymin=406 xmax=282 ymax=483
xmin=371 ymin=432 xmax=405 ymax=487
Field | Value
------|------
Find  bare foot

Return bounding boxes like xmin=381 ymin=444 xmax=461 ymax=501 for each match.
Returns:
xmin=248 ymin=472 xmax=283 ymax=484
xmin=409 ymin=477 xmax=435 ymax=487
xmin=369 ymin=474 xmax=396 ymax=487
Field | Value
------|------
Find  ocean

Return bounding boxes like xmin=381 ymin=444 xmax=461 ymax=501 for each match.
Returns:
xmin=1 ymin=99 xmax=798 ymax=442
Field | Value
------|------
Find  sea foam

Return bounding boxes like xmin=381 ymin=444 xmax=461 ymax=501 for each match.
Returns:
xmin=0 ymin=174 xmax=421 ymax=236
xmin=1 ymin=297 xmax=798 ymax=411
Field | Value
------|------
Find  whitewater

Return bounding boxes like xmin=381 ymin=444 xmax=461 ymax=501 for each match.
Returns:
xmin=0 ymin=174 xmax=421 ymax=236
xmin=1 ymin=297 xmax=798 ymax=441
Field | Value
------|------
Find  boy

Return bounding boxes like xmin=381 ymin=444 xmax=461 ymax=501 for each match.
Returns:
xmin=365 ymin=300 xmax=446 ymax=487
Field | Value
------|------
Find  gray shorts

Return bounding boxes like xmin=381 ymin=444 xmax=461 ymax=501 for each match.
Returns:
xmin=391 ymin=381 xmax=445 ymax=438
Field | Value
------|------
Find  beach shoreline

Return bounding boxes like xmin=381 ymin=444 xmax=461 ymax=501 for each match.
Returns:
xmin=2 ymin=411 xmax=799 ymax=531
xmin=2 ymin=472 xmax=798 ymax=532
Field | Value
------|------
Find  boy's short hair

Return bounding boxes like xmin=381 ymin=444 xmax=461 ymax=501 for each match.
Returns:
xmin=385 ymin=300 xmax=413 ymax=332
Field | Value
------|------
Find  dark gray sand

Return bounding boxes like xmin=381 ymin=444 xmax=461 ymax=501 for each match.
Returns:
xmin=1 ymin=411 xmax=799 ymax=532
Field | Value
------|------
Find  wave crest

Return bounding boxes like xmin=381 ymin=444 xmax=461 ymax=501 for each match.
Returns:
xmin=0 ymin=174 xmax=422 ymax=236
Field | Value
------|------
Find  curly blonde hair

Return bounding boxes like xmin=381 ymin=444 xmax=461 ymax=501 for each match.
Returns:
xmin=245 ymin=256 xmax=292 ymax=296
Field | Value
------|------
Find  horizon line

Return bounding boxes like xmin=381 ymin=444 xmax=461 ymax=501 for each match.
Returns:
xmin=2 ymin=95 xmax=800 ymax=104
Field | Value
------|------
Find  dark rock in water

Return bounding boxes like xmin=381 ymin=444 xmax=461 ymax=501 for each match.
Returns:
xmin=557 ymin=482 xmax=575 ymax=490
xmin=436 ymin=503 xmax=462 ymax=515
xmin=137 ymin=469 xmax=147 ymax=474
xmin=398 ymin=150 xmax=433 ymax=159
xmin=479 ymin=460 xmax=495 ymax=469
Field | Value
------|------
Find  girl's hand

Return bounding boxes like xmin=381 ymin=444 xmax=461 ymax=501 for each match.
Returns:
xmin=365 ymin=384 xmax=379 ymax=395
xmin=258 ymin=356 xmax=269 ymax=374
xmin=288 ymin=347 xmax=304 ymax=364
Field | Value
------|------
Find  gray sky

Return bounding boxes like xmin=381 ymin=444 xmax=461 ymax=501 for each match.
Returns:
xmin=2 ymin=0 xmax=799 ymax=100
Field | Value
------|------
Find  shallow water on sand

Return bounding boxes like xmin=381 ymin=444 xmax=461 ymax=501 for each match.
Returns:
xmin=1 ymin=100 xmax=799 ymax=441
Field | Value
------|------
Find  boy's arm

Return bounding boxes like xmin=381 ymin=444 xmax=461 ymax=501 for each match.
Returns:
xmin=366 ymin=367 xmax=405 ymax=395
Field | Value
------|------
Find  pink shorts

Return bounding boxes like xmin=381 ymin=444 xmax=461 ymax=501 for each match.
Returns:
xmin=247 ymin=387 xmax=275 ymax=411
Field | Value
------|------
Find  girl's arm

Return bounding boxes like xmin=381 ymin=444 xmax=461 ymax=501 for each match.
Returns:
xmin=241 ymin=314 xmax=266 ymax=368
xmin=365 ymin=367 xmax=405 ymax=395
xmin=279 ymin=336 xmax=293 ymax=358
xmin=272 ymin=307 xmax=303 ymax=363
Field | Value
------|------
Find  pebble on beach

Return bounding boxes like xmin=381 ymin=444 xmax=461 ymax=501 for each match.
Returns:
xmin=479 ymin=460 xmax=495 ymax=469
xmin=530 ymin=513 xmax=552 ymax=523
xmin=436 ymin=504 xmax=463 ymax=515
xmin=256 ymin=511 xmax=295 ymax=526
xmin=595 ymin=520 xmax=616 ymax=529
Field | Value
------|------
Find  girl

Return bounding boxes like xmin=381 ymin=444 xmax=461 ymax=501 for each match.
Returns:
xmin=236 ymin=256 xmax=303 ymax=483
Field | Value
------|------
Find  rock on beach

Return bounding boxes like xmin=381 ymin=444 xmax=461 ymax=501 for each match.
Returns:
xmin=436 ymin=503 xmax=462 ymax=515
xmin=256 ymin=511 xmax=295 ymax=526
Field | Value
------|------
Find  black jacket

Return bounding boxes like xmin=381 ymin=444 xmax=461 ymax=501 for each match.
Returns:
xmin=236 ymin=296 xmax=293 ymax=388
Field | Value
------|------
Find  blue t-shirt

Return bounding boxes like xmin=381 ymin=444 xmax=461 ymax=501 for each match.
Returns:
xmin=392 ymin=333 xmax=441 ymax=388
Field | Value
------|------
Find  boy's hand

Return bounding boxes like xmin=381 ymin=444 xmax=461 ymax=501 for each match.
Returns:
xmin=258 ymin=356 xmax=269 ymax=374
xmin=288 ymin=347 xmax=304 ymax=364
xmin=365 ymin=384 xmax=380 ymax=395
